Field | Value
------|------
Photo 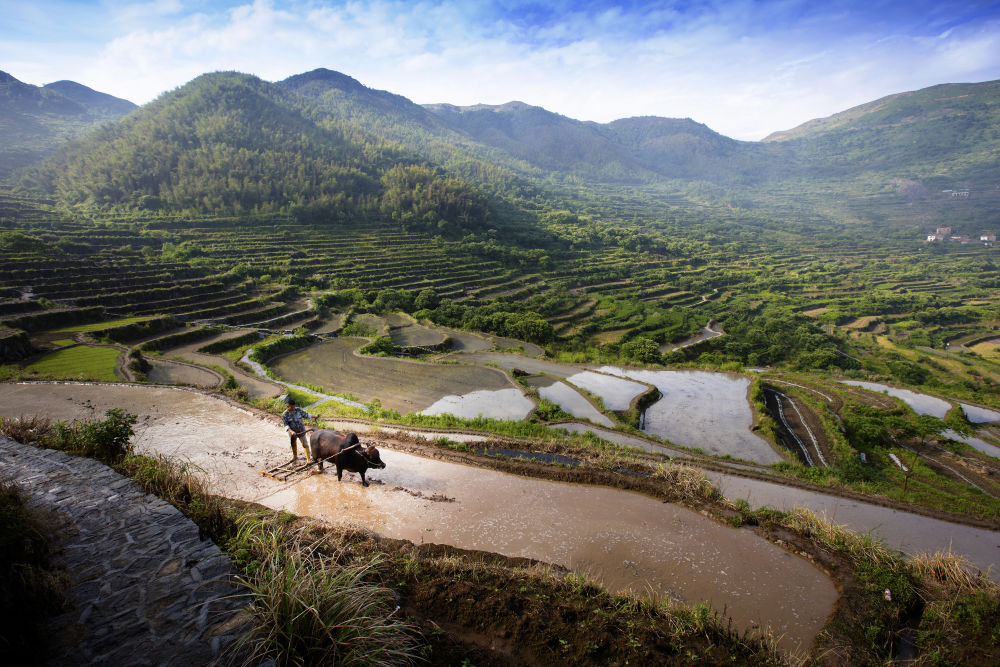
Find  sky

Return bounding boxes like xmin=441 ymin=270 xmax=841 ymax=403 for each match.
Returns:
xmin=2 ymin=0 xmax=1000 ymax=140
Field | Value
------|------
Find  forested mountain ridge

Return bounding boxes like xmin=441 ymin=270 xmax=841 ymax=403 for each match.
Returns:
xmin=9 ymin=66 xmax=1000 ymax=234
xmin=0 ymin=70 xmax=136 ymax=178
xmin=276 ymin=68 xmax=544 ymax=200
xmin=22 ymin=71 xmax=495 ymax=237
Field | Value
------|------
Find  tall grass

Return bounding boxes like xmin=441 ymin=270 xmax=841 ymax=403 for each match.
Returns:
xmin=652 ymin=462 xmax=724 ymax=502
xmin=223 ymin=516 xmax=419 ymax=666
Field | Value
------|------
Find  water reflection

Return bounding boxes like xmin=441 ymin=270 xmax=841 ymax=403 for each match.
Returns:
xmin=420 ymin=387 xmax=534 ymax=420
xmin=598 ymin=368 xmax=782 ymax=464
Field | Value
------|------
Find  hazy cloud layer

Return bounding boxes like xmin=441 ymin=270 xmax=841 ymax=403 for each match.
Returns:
xmin=3 ymin=0 xmax=999 ymax=139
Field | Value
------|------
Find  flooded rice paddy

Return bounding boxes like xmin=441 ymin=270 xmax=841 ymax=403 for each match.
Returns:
xmin=838 ymin=381 xmax=1000 ymax=458
xmin=838 ymin=380 xmax=952 ymax=418
xmin=598 ymin=368 xmax=782 ymax=464
xmin=524 ymin=376 xmax=614 ymax=427
xmin=960 ymin=403 xmax=1000 ymax=424
xmin=419 ymin=387 xmax=534 ymax=420
xmin=707 ymin=471 xmax=1000 ymax=579
xmin=268 ymin=451 xmax=836 ymax=653
xmin=459 ymin=353 xmax=648 ymax=410
xmin=9 ymin=383 xmax=1000 ymax=649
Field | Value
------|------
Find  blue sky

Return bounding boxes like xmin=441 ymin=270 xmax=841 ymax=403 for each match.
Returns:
xmin=2 ymin=0 xmax=999 ymax=139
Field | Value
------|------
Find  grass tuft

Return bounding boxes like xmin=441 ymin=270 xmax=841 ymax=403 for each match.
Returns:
xmin=222 ymin=518 xmax=419 ymax=666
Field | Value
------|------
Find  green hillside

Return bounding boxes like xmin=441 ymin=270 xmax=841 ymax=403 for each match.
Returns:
xmin=21 ymin=72 xmax=498 ymax=239
xmin=765 ymin=80 xmax=1000 ymax=184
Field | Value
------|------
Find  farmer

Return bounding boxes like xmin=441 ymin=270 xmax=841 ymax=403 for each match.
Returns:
xmin=282 ymin=398 xmax=313 ymax=461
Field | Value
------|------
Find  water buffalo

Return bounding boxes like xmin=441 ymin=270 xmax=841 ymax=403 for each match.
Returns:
xmin=309 ymin=429 xmax=386 ymax=486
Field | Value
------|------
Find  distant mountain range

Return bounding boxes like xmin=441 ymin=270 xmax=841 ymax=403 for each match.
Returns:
xmin=3 ymin=67 xmax=998 ymax=226
xmin=0 ymin=71 xmax=136 ymax=178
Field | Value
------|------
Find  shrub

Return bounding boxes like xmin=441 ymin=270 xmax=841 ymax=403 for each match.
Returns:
xmin=45 ymin=409 xmax=137 ymax=465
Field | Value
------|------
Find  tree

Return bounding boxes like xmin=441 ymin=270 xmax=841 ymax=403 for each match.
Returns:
xmin=414 ymin=288 xmax=440 ymax=311
xmin=621 ymin=337 xmax=661 ymax=364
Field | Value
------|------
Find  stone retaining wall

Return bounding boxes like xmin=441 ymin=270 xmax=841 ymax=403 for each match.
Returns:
xmin=0 ymin=437 xmax=248 ymax=665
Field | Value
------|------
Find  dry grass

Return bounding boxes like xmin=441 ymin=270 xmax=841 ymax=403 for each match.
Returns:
xmin=911 ymin=549 xmax=999 ymax=597
xmin=781 ymin=507 xmax=894 ymax=566
xmin=0 ymin=415 xmax=55 ymax=444
xmin=652 ymin=462 xmax=723 ymax=502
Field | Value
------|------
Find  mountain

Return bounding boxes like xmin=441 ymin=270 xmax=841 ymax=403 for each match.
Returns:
xmin=277 ymin=69 xmax=541 ymax=198
xmin=0 ymin=70 xmax=136 ymax=178
xmin=25 ymin=71 xmax=492 ymax=235
xmin=43 ymin=80 xmax=137 ymax=117
xmin=26 ymin=72 xmax=379 ymax=212
xmin=16 ymin=67 xmax=1000 ymax=233
xmin=280 ymin=68 xmax=439 ymax=126
xmin=764 ymin=80 xmax=1000 ymax=186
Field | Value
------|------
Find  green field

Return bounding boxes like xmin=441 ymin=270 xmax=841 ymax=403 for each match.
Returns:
xmin=50 ymin=316 xmax=160 ymax=334
xmin=23 ymin=345 xmax=121 ymax=381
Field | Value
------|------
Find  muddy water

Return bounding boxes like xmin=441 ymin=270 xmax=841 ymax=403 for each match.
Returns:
xmin=598 ymin=368 xmax=782 ymax=465
xmin=1 ymin=382 xmax=835 ymax=652
xmin=262 ymin=451 xmax=836 ymax=653
xmin=525 ymin=376 xmax=615 ymax=427
xmin=707 ymin=471 xmax=1000 ymax=579
xmin=0 ymin=382 xmax=284 ymax=501
xmin=838 ymin=380 xmax=952 ymax=418
xmin=419 ymin=387 xmax=535 ymax=420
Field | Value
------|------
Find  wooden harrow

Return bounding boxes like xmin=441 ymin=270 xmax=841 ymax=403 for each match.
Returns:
xmin=259 ymin=443 xmax=362 ymax=482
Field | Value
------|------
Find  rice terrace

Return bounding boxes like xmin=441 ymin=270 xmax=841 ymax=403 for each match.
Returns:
xmin=4 ymin=15 xmax=1000 ymax=664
